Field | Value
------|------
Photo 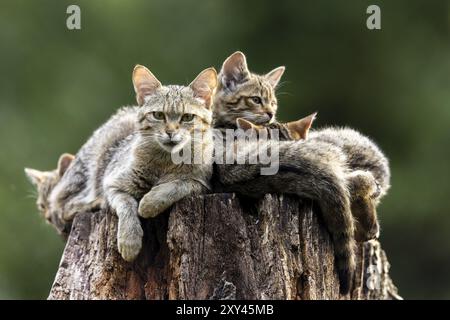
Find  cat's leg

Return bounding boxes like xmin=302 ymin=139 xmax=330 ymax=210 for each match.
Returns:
xmin=347 ymin=170 xmax=380 ymax=242
xmin=62 ymin=196 xmax=103 ymax=220
xmin=138 ymin=179 xmax=206 ymax=218
xmin=106 ymin=188 xmax=143 ymax=262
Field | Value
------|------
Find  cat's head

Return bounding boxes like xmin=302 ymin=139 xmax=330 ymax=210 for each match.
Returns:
xmin=236 ymin=112 xmax=317 ymax=141
xmin=213 ymin=51 xmax=285 ymax=128
xmin=24 ymin=153 xmax=74 ymax=222
xmin=132 ymin=65 xmax=217 ymax=153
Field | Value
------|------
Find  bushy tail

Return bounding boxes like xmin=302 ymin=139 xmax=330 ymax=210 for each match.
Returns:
xmin=330 ymin=229 xmax=356 ymax=294
xmin=215 ymin=139 xmax=357 ymax=293
xmin=292 ymin=164 xmax=356 ymax=294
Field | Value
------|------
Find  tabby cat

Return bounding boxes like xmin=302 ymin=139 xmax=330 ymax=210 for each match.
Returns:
xmin=212 ymin=51 xmax=389 ymax=293
xmin=236 ymin=114 xmax=389 ymax=242
xmin=25 ymin=153 xmax=75 ymax=235
xmin=26 ymin=65 xmax=217 ymax=262
xmin=103 ymin=65 xmax=216 ymax=261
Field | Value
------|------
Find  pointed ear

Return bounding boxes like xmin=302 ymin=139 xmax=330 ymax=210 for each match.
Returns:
xmin=57 ymin=153 xmax=75 ymax=177
xmin=132 ymin=65 xmax=162 ymax=106
xmin=25 ymin=168 xmax=45 ymax=187
xmin=189 ymin=67 xmax=218 ymax=108
xmin=219 ymin=51 xmax=250 ymax=91
xmin=287 ymin=112 xmax=317 ymax=140
xmin=236 ymin=118 xmax=260 ymax=130
xmin=265 ymin=66 xmax=285 ymax=88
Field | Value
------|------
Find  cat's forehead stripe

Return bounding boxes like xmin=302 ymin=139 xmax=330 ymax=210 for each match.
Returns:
xmin=163 ymin=86 xmax=185 ymax=114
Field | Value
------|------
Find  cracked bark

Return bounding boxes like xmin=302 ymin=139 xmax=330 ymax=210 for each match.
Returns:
xmin=48 ymin=193 xmax=401 ymax=300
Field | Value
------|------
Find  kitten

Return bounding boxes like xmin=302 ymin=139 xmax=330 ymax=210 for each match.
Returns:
xmin=43 ymin=106 xmax=141 ymax=227
xmin=25 ymin=153 xmax=75 ymax=236
xmin=213 ymin=52 xmax=284 ymax=128
xmin=102 ymin=65 xmax=217 ymax=261
xmin=213 ymin=52 xmax=356 ymax=293
xmin=216 ymin=51 xmax=389 ymax=202
xmin=236 ymin=114 xmax=389 ymax=242
xmin=25 ymin=65 xmax=217 ymax=264
xmin=25 ymin=105 xmax=141 ymax=235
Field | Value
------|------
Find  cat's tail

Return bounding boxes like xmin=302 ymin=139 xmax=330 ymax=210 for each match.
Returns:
xmin=279 ymin=163 xmax=356 ymax=294
xmin=277 ymin=140 xmax=356 ymax=294
xmin=216 ymin=139 xmax=357 ymax=294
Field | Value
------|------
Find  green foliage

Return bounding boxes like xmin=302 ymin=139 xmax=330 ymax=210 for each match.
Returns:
xmin=1 ymin=0 xmax=449 ymax=299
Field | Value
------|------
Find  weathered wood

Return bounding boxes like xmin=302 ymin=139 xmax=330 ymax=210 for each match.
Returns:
xmin=48 ymin=193 xmax=401 ymax=300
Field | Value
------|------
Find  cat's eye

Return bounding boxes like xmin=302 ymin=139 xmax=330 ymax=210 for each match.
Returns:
xmin=250 ymin=96 xmax=262 ymax=105
xmin=152 ymin=111 xmax=165 ymax=120
xmin=181 ymin=113 xmax=195 ymax=122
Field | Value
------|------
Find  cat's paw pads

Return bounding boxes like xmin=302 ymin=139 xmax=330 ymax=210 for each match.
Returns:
xmin=117 ymin=221 xmax=143 ymax=262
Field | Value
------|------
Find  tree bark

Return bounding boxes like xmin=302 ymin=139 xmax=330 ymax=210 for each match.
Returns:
xmin=48 ymin=193 xmax=401 ymax=300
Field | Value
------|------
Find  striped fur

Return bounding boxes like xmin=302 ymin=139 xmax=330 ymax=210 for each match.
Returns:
xmin=212 ymin=52 xmax=357 ymax=293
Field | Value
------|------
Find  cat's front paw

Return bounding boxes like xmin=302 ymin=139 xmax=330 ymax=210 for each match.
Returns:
xmin=138 ymin=194 xmax=167 ymax=218
xmin=352 ymin=197 xmax=380 ymax=242
xmin=117 ymin=219 xmax=143 ymax=262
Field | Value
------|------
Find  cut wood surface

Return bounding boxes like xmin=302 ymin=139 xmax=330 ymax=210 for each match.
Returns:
xmin=48 ymin=193 xmax=401 ymax=300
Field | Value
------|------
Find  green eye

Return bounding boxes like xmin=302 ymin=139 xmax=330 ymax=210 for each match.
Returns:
xmin=250 ymin=96 xmax=262 ymax=104
xmin=181 ymin=113 xmax=195 ymax=122
xmin=152 ymin=111 xmax=165 ymax=120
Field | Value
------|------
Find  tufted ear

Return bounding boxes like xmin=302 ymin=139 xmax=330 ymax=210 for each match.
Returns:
xmin=24 ymin=168 xmax=45 ymax=187
xmin=189 ymin=67 xmax=218 ymax=109
xmin=236 ymin=118 xmax=261 ymax=131
xmin=286 ymin=112 xmax=317 ymax=140
xmin=265 ymin=66 xmax=285 ymax=88
xmin=219 ymin=51 xmax=250 ymax=91
xmin=57 ymin=153 xmax=75 ymax=177
xmin=132 ymin=65 xmax=162 ymax=106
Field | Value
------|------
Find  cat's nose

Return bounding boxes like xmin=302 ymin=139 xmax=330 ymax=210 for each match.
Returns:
xmin=166 ymin=131 xmax=182 ymax=143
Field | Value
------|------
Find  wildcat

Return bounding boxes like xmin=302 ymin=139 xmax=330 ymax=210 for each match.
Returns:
xmin=25 ymin=104 xmax=142 ymax=236
xmin=236 ymin=114 xmax=389 ymax=242
xmin=212 ymin=51 xmax=389 ymax=294
xmin=25 ymin=105 xmax=142 ymax=238
xmin=102 ymin=65 xmax=216 ymax=261
xmin=25 ymin=153 xmax=75 ymax=236
xmin=212 ymin=52 xmax=355 ymax=293
xmin=25 ymin=65 xmax=217 ymax=263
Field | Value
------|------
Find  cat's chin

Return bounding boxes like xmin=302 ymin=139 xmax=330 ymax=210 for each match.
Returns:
xmin=157 ymin=141 xmax=186 ymax=154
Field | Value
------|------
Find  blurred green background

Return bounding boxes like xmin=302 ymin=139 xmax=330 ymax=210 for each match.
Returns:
xmin=1 ymin=0 xmax=449 ymax=299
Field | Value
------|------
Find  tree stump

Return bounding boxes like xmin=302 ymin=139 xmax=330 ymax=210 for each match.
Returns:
xmin=48 ymin=193 xmax=401 ymax=300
